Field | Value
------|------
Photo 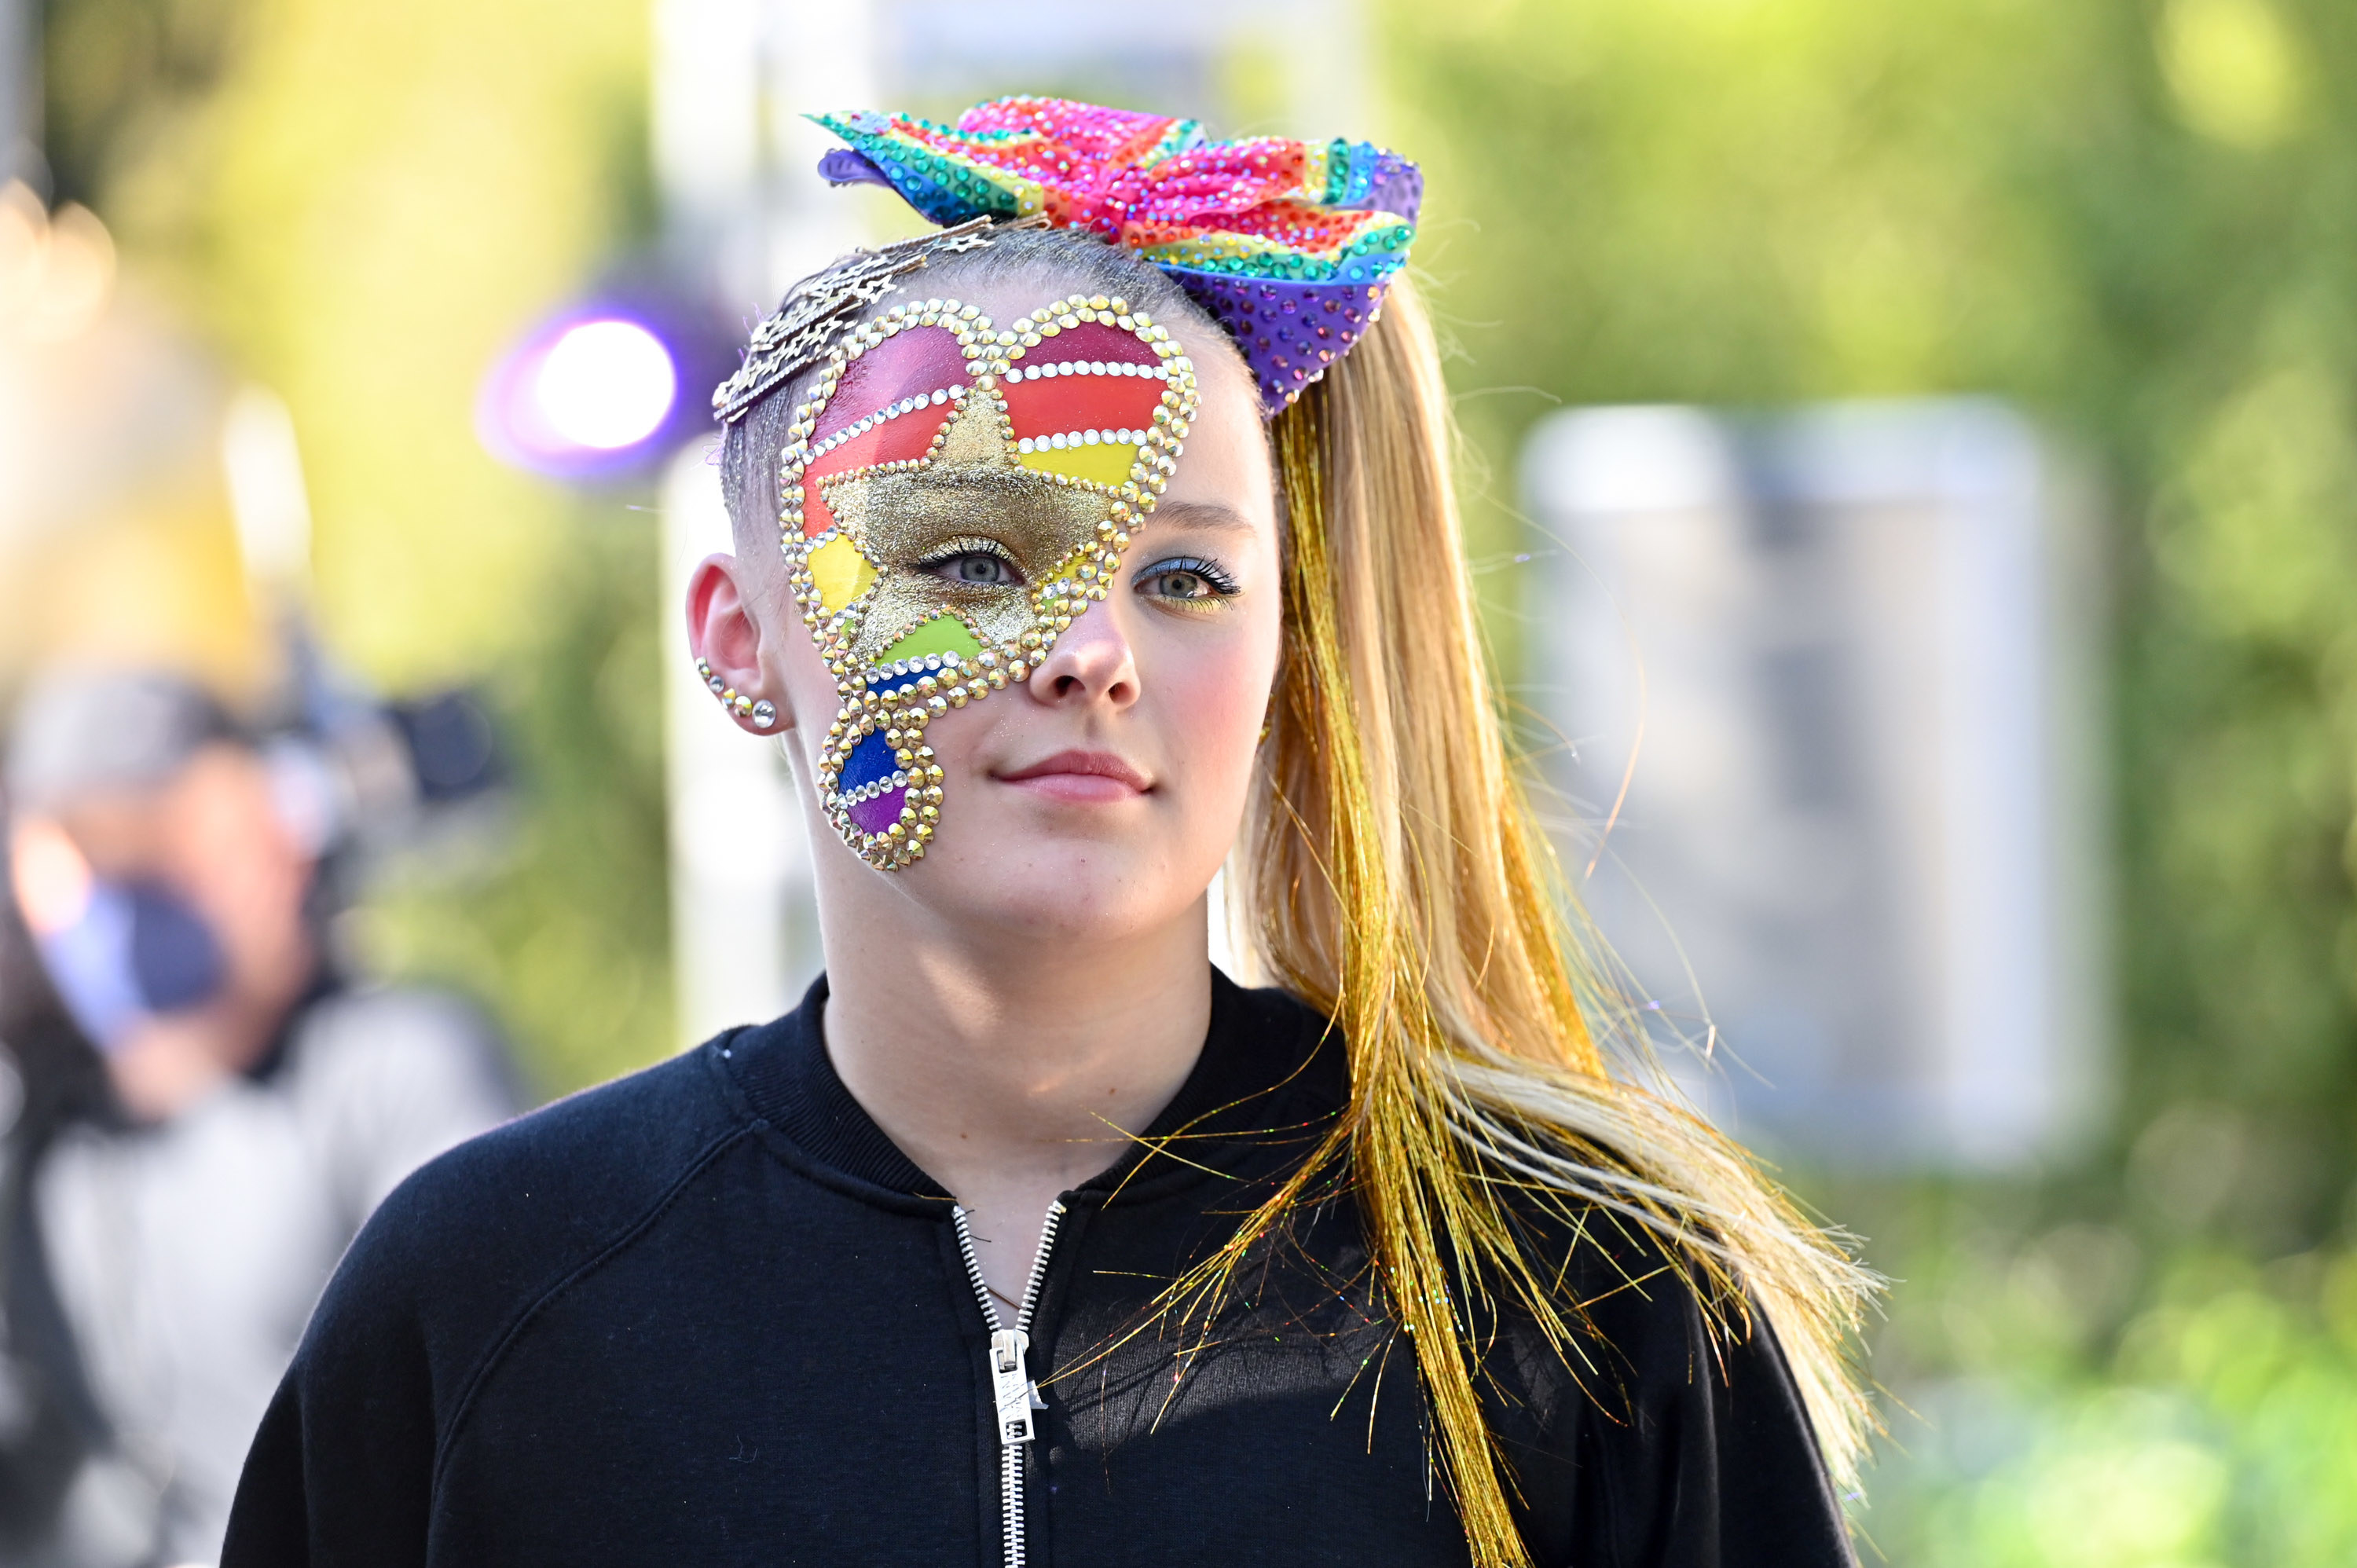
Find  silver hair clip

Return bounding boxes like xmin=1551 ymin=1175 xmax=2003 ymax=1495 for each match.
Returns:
xmin=712 ymin=215 xmax=1010 ymax=427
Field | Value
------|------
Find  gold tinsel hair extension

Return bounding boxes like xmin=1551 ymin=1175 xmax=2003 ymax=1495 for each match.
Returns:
xmin=1215 ymin=277 xmax=1879 ymax=1567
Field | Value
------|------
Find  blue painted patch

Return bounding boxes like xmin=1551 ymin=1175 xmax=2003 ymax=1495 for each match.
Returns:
xmin=838 ymin=730 xmax=899 ymax=793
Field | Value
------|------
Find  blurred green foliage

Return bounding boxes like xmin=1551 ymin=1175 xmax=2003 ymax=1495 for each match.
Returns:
xmin=1385 ymin=0 xmax=2357 ymax=1555
xmin=1869 ymin=1244 xmax=2357 ymax=1565
xmin=355 ymin=517 xmax=671 ymax=1098
xmin=41 ymin=0 xmax=672 ymax=1096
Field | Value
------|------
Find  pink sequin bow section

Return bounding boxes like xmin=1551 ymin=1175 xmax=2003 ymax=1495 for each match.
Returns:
xmin=812 ymin=97 xmax=1420 ymax=412
xmin=784 ymin=291 xmax=1200 ymax=870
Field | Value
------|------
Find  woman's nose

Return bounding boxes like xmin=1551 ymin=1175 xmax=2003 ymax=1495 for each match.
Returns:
xmin=1025 ymin=595 xmax=1139 ymax=708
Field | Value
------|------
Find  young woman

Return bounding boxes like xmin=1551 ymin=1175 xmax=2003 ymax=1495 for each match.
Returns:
xmin=225 ymin=99 xmax=1875 ymax=1568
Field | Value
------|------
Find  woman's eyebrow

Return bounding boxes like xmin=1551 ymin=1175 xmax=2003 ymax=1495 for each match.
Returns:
xmin=1146 ymin=501 xmax=1256 ymax=534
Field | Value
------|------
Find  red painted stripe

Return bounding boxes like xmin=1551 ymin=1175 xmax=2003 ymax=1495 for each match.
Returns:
xmin=1003 ymin=377 xmax=1167 ymax=441
xmin=800 ymin=405 xmax=953 ymax=537
xmin=1014 ymin=321 xmax=1160 ymax=368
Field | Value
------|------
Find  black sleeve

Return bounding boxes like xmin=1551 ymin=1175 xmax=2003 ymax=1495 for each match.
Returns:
xmin=219 ymin=1192 xmax=441 ymax=1567
xmin=1499 ymin=1244 xmax=1857 ymax=1568
xmin=1598 ymin=1302 xmax=1854 ymax=1567
xmin=220 ymin=1042 xmax=752 ymax=1568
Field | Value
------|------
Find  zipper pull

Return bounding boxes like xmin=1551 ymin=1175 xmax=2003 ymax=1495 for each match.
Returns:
xmin=988 ymin=1328 xmax=1037 ymax=1444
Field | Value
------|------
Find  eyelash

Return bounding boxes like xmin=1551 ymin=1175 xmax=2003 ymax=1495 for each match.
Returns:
xmin=1134 ymin=555 xmax=1241 ymax=603
xmin=915 ymin=537 xmax=1025 ymax=586
xmin=914 ymin=535 xmax=1015 ymax=570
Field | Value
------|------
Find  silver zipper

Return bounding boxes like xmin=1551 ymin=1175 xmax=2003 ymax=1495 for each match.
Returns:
xmin=951 ymin=1200 xmax=1066 ymax=1568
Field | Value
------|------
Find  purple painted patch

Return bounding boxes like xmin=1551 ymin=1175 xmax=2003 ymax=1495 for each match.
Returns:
xmin=848 ymin=788 xmax=907 ymax=837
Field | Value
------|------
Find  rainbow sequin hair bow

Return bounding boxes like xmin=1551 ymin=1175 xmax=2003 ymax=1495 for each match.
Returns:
xmin=812 ymin=96 xmax=1421 ymax=412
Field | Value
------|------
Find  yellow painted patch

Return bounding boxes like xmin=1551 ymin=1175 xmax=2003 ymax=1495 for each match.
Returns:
xmin=1032 ymin=547 xmax=1109 ymax=613
xmin=808 ymin=535 xmax=877 ymax=611
xmin=1017 ymin=441 xmax=1138 ymax=489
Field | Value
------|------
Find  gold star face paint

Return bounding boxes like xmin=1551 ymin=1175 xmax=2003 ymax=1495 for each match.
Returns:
xmin=777 ymin=292 xmax=1200 ymax=870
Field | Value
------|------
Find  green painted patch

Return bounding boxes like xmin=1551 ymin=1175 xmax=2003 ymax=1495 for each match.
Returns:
xmin=882 ymin=614 xmax=984 ymax=665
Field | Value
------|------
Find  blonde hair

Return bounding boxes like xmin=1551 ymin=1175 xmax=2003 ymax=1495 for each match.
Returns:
xmin=725 ymin=233 xmax=1878 ymax=1568
xmin=1212 ymin=276 xmax=1879 ymax=1566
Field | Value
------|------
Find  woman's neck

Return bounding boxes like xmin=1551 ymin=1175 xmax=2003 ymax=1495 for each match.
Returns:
xmin=816 ymin=888 xmax=1215 ymax=1303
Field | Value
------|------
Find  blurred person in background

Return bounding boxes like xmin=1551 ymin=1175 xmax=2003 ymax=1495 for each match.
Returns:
xmin=0 ymin=666 xmax=514 ymax=1568
xmin=0 ymin=833 xmax=120 ymax=1566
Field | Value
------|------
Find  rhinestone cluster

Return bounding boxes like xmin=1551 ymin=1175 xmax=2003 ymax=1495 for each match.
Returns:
xmin=810 ymin=97 xmax=1419 ymax=411
xmin=803 ymin=386 xmax=968 ymax=459
xmin=1015 ymin=430 xmax=1147 ymax=452
xmin=695 ymin=657 xmax=775 ymax=730
xmin=1002 ymin=361 xmax=1172 ymax=383
xmin=776 ymin=291 xmax=1200 ymax=870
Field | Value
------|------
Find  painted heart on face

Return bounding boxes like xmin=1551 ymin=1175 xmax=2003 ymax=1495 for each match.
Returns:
xmin=775 ymin=291 xmax=1201 ymax=870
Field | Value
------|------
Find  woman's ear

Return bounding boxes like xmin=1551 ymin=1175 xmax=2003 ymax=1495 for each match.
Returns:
xmin=687 ymin=554 xmax=788 ymax=735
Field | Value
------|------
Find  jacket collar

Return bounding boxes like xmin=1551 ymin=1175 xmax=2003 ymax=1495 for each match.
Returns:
xmin=727 ymin=968 xmax=1343 ymax=1203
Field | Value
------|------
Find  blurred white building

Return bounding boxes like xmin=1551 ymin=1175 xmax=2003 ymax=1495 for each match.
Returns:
xmin=1522 ymin=400 xmax=2110 ymax=1169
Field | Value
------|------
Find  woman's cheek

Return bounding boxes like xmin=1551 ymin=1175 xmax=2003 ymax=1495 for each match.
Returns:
xmin=1164 ymin=637 xmax=1270 ymax=805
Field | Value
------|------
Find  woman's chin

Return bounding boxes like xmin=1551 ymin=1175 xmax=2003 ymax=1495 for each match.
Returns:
xmin=904 ymin=834 xmax=1206 ymax=946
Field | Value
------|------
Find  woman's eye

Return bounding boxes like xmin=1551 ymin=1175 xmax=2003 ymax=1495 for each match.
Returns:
xmin=1135 ymin=556 xmax=1241 ymax=605
xmin=1149 ymin=569 xmax=1213 ymax=599
xmin=923 ymin=550 xmax=1023 ymax=587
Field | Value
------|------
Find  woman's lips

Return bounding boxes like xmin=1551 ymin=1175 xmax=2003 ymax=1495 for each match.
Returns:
xmin=994 ymin=749 xmax=1153 ymax=804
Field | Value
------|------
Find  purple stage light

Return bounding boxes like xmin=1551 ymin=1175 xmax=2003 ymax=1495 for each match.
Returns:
xmin=478 ymin=312 xmax=683 ymax=481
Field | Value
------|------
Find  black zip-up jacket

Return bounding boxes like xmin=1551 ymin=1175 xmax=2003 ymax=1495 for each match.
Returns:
xmin=223 ymin=974 xmax=1854 ymax=1566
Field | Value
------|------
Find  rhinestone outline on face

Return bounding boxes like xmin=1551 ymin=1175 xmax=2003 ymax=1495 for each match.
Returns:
xmin=779 ymin=291 xmax=1200 ymax=870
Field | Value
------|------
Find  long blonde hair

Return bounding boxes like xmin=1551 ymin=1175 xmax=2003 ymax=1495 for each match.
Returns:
xmin=1207 ymin=275 xmax=1879 ymax=1566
